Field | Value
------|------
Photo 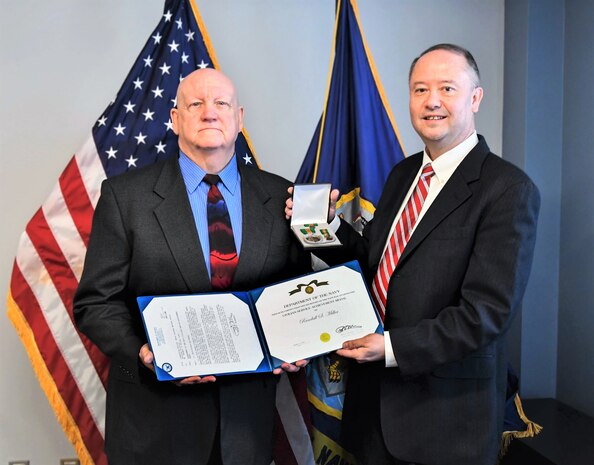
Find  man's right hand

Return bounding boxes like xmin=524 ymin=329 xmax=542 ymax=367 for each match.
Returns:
xmin=138 ymin=343 xmax=216 ymax=385
xmin=139 ymin=343 xmax=155 ymax=372
xmin=285 ymin=186 xmax=340 ymax=222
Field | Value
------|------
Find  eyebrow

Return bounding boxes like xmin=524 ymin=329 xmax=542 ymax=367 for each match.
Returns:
xmin=411 ymin=79 xmax=458 ymax=85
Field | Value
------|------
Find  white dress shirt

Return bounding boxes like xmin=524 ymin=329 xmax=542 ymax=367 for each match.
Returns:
xmin=383 ymin=132 xmax=479 ymax=366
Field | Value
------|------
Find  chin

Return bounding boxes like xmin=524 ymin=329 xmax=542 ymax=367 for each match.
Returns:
xmin=194 ymin=137 xmax=224 ymax=149
xmin=419 ymin=131 xmax=446 ymax=143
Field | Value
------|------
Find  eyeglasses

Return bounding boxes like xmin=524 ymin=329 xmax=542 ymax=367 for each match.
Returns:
xmin=182 ymin=99 xmax=233 ymax=114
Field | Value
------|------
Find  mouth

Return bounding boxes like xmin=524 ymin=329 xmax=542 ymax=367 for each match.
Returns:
xmin=423 ymin=116 xmax=446 ymax=121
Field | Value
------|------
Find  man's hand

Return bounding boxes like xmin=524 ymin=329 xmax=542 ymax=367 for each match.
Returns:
xmin=336 ymin=333 xmax=385 ymax=363
xmin=139 ymin=343 xmax=155 ymax=372
xmin=139 ymin=343 xmax=216 ymax=385
xmin=327 ymin=188 xmax=339 ymax=222
xmin=272 ymin=359 xmax=309 ymax=375
xmin=176 ymin=375 xmax=217 ymax=385
xmin=285 ymin=186 xmax=340 ymax=222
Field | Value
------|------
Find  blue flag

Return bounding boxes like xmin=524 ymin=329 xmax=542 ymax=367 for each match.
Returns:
xmin=295 ymin=0 xmax=405 ymax=463
xmin=296 ymin=0 xmax=405 ymax=232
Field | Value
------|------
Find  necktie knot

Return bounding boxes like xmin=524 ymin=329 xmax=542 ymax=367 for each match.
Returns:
xmin=203 ymin=174 xmax=221 ymax=186
xmin=421 ymin=164 xmax=435 ymax=179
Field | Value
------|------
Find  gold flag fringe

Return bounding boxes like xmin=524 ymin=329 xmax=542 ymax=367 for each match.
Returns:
xmin=498 ymin=393 xmax=543 ymax=461
xmin=7 ymin=290 xmax=96 ymax=465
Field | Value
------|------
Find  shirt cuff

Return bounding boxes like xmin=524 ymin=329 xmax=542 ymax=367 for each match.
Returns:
xmin=384 ymin=331 xmax=398 ymax=367
xmin=329 ymin=215 xmax=341 ymax=233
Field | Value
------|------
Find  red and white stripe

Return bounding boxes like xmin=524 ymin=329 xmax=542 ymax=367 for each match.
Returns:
xmin=9 ymin=134 xmax=109 ymax=465
xmin=371 ymin=164 xmax=434 ymax=319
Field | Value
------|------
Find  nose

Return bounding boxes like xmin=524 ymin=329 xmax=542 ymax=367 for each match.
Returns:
xmin=199 ymin=102 xmax=218 ymax=121
xmin=424 ymin=90 xmax=441 ymax=109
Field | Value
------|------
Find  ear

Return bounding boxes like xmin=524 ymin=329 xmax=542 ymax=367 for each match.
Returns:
xmin=471 ymin=86 xmax=484 ymax=113
xmin=237 ymin=106 xmax=244 ymax=132
xmin=170 ymin=107 xmax=180 ymax=136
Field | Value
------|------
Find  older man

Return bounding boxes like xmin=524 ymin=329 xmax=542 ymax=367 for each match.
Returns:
xmin=74 ymin=68 xmax=309 ymax=465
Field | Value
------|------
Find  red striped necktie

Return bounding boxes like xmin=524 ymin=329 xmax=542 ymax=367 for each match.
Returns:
xmin=371 ymin=164 xmax=435 ymax=320
xmin=203 ymin=174 xmax=238 ymax=290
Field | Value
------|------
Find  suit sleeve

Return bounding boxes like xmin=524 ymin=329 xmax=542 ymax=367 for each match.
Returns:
xmin=313 ymin=218 xmax=375 ymax=282
xmin=392 ymin=178 xmax=540 ymax=376
xmin=74 ymin=180 xmax=146 ymax=381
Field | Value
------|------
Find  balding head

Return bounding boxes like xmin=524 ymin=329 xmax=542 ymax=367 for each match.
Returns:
xmin=171 ymin=68 xmax=243 ymax=172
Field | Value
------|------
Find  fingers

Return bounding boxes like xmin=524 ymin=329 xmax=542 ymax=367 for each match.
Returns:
xmin=285 ymin=198 xmax=294 ymax=220
xmin=341 ymin=336 xmax=366 ymax=350
xmin=330 ymin=188 xmax=340 ymax=203
xmin=176 ymin=375 xmax=217 ymax=386
xmin=336 ymin=334 xmax=385 ymax=363
xmin=295 ymin=359 xmax=309 ymax=368
xmin=328 ymin=188 xmax=340 ymax=222
xmin=138 ymin=343 xmax=155 ymax=372
xmin=285 ymin=186 xmax=294 ymax=220
xmin=273 ymin=362 xmax=300 ymax=374
xmin=272 ymin=359 xmax=309 ymax=375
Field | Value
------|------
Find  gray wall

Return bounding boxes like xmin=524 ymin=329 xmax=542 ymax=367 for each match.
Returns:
xmin=504 ymin=0 xmax=564 ymax=400
xmin=559 ymin=0 xmax=594 ymax=417
xmin=503 ymin=0 xmax=594 ymax=418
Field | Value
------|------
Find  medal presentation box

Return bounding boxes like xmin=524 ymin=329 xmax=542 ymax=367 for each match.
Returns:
xmin=138 ymin=261 xmax=383 ymax=380
xmin=291 ymin=183 xmax=341 ymax=249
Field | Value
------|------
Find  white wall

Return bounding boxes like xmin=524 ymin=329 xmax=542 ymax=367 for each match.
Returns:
xmin=0 ymin=0 xmax=504 ymax=462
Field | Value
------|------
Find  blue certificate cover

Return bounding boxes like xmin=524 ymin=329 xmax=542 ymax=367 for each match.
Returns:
xmin=138 ymin=260 xmax=383 ymax=380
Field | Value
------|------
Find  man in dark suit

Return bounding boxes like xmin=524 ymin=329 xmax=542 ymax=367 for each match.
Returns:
xmin=74 ymin=68 xmax=309 ymax=465
xmin=294 ymin=44 xmax=540 ymax=465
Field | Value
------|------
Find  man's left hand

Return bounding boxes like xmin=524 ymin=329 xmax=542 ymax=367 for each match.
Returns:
xmin=272 ymin=359 xmax=309 ymax=375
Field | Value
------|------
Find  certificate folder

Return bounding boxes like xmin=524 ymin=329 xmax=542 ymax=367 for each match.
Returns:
xmin=138 ymin=260 xmax=382 ymax=380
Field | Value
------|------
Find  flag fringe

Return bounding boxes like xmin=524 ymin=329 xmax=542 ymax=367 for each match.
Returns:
xmin=498 ymin=393 xmax=543 ymax=460
xmin=6 ymin=289 xmax=96 ymax=465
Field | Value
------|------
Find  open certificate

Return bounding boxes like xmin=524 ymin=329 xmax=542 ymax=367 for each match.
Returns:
xmin=138 ymin=261 xmax=383 ymax=380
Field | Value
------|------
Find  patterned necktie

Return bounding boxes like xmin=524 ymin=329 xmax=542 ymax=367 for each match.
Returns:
xmin=203 ymin=174 xmax=238 ymax=290
xmin=371 ymin=164 xmax=435 ymax=320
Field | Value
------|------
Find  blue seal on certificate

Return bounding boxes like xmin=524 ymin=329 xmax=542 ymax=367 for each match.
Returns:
xmin=162 ymin=362 xmax=173 ymax=373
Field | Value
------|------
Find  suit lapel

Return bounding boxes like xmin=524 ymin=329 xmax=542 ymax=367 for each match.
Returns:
xmin=152 ymin=157 xmax=211 ymax=292
xmin=396 ymin=138 xmax=489 ymax=268
xmin=233 ymin=164 xmax=273 ymax=287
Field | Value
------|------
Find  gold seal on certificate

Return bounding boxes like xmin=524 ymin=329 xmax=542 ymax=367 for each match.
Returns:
xmin=138 ymin=261 xmax=382 ymax=380
xmin=291 ymin=184 xmax=341 ymax=249
xmin=320 ymin=332 xmax=331 ymax=343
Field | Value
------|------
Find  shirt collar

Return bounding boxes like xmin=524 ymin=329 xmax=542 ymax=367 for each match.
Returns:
xmin=178 ymin=151 xmax=240 ymax=194
xmin=422 ymin=131 xmax=478 ymax=185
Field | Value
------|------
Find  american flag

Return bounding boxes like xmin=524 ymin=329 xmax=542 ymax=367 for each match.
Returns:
xmin=6 ymin=1 xmax=310 ymax=464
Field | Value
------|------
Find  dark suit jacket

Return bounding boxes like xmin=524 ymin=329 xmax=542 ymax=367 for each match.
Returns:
xmin=324 ymin=136 xmax=540 ymax=465
xmin=74 ymin=155 xmax=309 ymax=465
